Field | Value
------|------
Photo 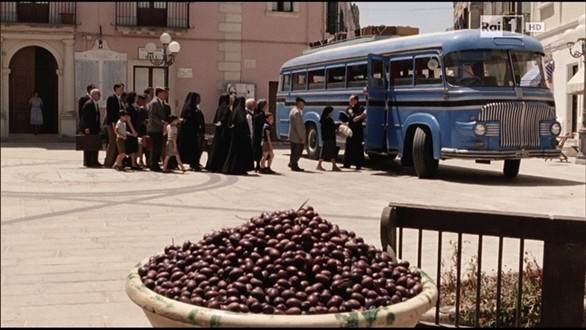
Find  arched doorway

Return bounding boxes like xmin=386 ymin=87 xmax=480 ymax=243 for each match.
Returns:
xmin=9 ymin=46 xmax=58 ymax=134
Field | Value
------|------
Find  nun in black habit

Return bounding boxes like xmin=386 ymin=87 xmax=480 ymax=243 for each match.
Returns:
xmin=205 ymin=93 xmax=232 ymax=172
xmin=177 ymin=92 xmax=205 ymax=171
xmin=221 ymin=96 xmax=254 ymax=175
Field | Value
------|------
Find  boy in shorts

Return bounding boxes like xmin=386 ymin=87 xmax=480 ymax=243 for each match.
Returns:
xmin=113 ymin=110 xmax=136 ymax=171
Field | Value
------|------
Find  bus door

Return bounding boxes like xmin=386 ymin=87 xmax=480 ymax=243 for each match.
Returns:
xmin=388 ymin=56 xmax=414 ymax=152
xmin=365 ymin=54 xmax=388 ymax=152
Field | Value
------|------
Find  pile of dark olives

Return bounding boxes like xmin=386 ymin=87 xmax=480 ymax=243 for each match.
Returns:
xmin=138 ymin=206 xmax=423 ymax=315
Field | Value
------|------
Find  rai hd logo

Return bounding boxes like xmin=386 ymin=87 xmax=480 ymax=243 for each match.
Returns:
xmin=480 ymin=15 xmax=545 ymax=37
xmin=480 ymin=15 xmax=524 ymax=37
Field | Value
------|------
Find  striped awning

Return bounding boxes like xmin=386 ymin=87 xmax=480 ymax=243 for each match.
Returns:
xmin=567 ymin=67 xmax=584 ymax=95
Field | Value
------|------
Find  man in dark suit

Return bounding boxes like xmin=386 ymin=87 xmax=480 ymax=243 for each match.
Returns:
xmin=78 ymin=84 xmax=96 ymax=166
xmin=147 ymin=87 xmax=168 ymax=172
xmin=81 ymin=88 xmax=103 ymax=167
xmin=104 ymin=82 xmax=125 ymax=168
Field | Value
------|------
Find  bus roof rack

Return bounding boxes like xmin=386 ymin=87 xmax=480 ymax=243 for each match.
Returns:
xmin=303 ymin=35 xmax=399 ymax=55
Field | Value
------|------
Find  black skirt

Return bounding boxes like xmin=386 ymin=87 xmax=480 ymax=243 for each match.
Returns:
xmin=320 ymin=139 xmax=338 ymax=160
xmin=126 ymin=135 xmax=139 ymax=153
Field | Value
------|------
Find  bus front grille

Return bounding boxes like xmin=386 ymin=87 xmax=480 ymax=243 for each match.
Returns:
xmin=477 ymin=102 xmax=555 ymax=148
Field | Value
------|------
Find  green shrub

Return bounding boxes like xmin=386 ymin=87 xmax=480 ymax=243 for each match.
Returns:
xmin=439 ymin=240 xmax=542 ymax=327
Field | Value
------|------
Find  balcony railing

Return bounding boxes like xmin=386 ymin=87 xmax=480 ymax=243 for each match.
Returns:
xmin=115 ymin=2 xmax=189 ymax=29
xmin=0 ymin=2 xmax=76 ymax=25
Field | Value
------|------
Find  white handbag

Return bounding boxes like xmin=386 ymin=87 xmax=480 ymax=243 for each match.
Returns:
xmin=337 ymin=124 xmax=353 ymax=138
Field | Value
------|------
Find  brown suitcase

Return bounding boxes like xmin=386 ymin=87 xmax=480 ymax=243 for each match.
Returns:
xmin=75 ymin=134 xmax=103 ymax=151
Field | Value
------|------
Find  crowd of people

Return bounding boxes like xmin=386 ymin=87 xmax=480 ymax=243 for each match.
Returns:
xmin=78 ymin=83 xmax=368 ymax=175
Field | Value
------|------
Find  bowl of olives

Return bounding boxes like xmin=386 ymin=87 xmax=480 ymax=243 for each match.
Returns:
xmin=126 ymin=206 xmax=437 ymax=327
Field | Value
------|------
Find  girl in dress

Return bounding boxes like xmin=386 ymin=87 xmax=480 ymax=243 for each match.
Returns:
xmin=259 ymin=113 xmax=276 ymax=174
xmin=163 ymin=115 xmax=186 ymax=173
xmin=29 ymin=91 xmax=43 ymax=135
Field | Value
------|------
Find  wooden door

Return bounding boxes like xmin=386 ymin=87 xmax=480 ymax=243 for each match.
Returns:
xmin=36 ymin=47 xmax=58 ymax=134
xmin=9 ymin=47 xmax=35 ymax=134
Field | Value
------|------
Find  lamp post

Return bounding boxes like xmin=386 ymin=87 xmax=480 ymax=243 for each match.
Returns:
xmin=564 ymin=14 xmax=586 ymax=165
xmin=144 ymin=32 xmax=181 ymax=88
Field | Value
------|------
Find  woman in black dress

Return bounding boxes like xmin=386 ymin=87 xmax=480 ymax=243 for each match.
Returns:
xmin=177 ymin=92 xmax=203 ymax=171
xmin=205 ymin=93 xmax=232 ymax=173
xmin=342 ymin=95 xmax=366 ymax=170
xmin=252 ymin=99 xmax=268 ymax=172
xmin=316 ymin=105 xmax=342 ymax=171
xmin=125 ymin=91 xmax=141 ymax=170
xmin=221 ymin=96 xmax=254 ymax=175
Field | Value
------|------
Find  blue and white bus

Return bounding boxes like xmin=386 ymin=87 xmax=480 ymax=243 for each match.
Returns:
xmin=275 ymin=29 xmax=562 ymax=178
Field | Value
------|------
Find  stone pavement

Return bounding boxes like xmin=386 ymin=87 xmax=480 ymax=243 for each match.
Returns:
xmin=1 ymin=140 xmax=584 ymax=327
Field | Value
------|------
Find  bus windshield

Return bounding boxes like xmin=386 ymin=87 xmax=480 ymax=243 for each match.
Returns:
xmin=444 ymin=50 xmax=546 ymax=88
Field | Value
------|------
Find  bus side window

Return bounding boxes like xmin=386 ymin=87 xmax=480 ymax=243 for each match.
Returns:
xmin=347 ymin=63 xmax=367 ymax=87
xmin=326 ymin=66 xmax=346 ymax=89
xmin=391 ymin=59 xmax=413 ymax=86
xmin=281 ymin=74 xmax=291 ymax=92
xmin=308 ymin=69 xmax=325 ymax=90
xmin=389 ymin=63 xmax=400 ymax=85
xmin=415 ymin=56 xmax=442 ymax=85
xmin=292 ymin=72 xmax=307 ymax=90
xmin=370 ymin=60 xmax=385 ymax=87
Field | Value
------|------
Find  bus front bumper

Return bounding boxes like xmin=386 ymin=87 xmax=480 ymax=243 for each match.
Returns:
xmin=440 ymin=148 xmax=561 ymax=160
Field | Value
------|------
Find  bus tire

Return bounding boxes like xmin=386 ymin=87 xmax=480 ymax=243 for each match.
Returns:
xmin=503 ymin=159 xmax=520 ymax=178
xmin=305 ymin=124 xmax=321 ymax=160
xmin=412 ymin=127 xmax=438 ymax=179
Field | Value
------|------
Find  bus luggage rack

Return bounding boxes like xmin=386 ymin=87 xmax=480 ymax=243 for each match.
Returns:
xmin=478 ymin=102 xmax=556 ymax=148
xmin=380 ymin=202 xmax=586 ymax=328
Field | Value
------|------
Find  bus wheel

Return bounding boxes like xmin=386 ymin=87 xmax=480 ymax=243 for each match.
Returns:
xmin=503 ymin=159 xmax=520 ymax=178
xmin=305 ymin=124 xmax=321 ymax=160
xmin=412 ymin=127 xmax=438 ymax=179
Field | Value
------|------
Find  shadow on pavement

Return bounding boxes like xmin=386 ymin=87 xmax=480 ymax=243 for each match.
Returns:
xmin=367 ymin=159 xmax=583 ymax=187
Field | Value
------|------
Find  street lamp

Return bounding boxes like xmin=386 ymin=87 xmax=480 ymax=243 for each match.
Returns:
xmin=563 ymin=14 xmax=586 ymax=164
xmin=144 ymin=32 xmax=181 ymax=88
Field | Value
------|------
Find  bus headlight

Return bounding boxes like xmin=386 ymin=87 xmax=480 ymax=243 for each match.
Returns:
xmin=550 ymin=122 xmax=561 ymax=136
xmin=473 ymin=123 xmax=487 ymax=136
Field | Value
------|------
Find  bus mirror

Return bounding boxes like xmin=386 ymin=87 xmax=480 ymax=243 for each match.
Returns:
xmin=427 ymin=59 xmax=439 ymax=71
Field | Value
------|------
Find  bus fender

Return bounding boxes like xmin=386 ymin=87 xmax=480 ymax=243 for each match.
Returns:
xmin=401 ymin=114 xmax=441 ymax=160
xmin=303 ymin=112 xmax=322 ymax=137
xmin=303 ymin=111 xmax=321 ymax=127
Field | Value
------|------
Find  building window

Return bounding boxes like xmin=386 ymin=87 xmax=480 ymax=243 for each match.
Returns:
xmin=16 ymin=1 xmax=49 ymax=23
xmin=272 ymin=2 xmax=293 ymax=12
xmin=326 ymin=2 xmax=339 ymax=34
xmin=116 ymin=2 xmax=189 ymax=28
xmin=137 ymin=2 xmax=167 ymax=27
xmin=134 ymin=66 xmax=165 ymax=94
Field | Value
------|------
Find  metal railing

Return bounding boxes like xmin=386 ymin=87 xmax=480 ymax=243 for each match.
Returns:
xmin=0 ymin=2 xmax=76 ymax=25
xmin=380 ymin=202 xmax=586 ymax=327
xmin=115 ymin=2 xmax=189 ymax=29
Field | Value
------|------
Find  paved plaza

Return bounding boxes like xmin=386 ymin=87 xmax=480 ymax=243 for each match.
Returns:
xmin=1 ymin=139 xmax=585 ymax=327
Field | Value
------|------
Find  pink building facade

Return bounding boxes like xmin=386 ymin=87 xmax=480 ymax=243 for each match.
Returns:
xmin=0 ymin=2 xmax=357 ymax=139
